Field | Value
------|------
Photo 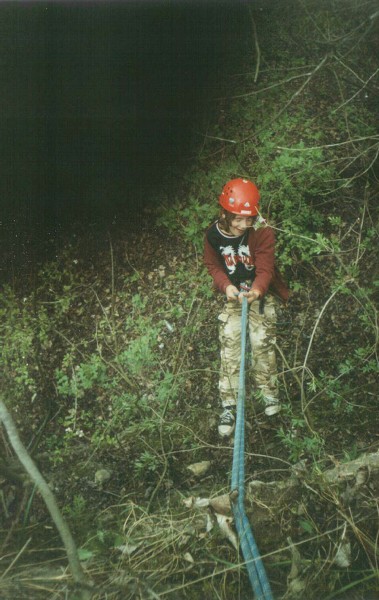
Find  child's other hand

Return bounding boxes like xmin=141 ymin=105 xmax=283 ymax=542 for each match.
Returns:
xmin=225 ymin=285 xmax=240 ymax=302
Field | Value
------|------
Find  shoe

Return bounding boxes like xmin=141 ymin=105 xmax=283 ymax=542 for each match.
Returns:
xmin=264 ymin=401 xmax=281 ymax=416
xmin=218 ymin=407 xmax=236 ymax=437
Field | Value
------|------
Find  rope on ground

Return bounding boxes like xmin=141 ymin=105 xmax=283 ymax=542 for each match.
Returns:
xmin=230 ymin=296 xmax=274 ymax=600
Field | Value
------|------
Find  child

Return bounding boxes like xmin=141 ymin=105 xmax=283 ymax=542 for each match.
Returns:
xmin=203 ymin=178 xmax=289 ymax=437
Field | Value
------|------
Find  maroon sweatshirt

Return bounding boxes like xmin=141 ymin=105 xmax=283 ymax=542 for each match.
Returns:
xmin=203 ymin=221 xmax=289 ymax=302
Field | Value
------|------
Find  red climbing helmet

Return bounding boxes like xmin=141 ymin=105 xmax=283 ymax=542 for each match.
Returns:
xmin=219 ymin=178 xmax=260 ymax=216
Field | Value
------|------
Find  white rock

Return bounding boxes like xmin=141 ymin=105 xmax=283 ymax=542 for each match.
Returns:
xmin=183 ymin=552 xmax=195 ymax=564
xmin=187 ymin=461 xmax=211 ymax=477
xmin=216 ymin=514 xmax=238 ymax=550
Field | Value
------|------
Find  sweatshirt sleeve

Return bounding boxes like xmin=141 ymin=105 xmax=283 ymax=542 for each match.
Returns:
xmin=250 ymin=226 xmax=275 ymax=297
xmin=203 ymin=235 xmax=231 ymax=294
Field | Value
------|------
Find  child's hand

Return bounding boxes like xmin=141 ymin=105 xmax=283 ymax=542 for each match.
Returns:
xmin=239 ymin=289 xmax=260 ymax=304
xmin=225 ymin=284 xmax=240 ymax=302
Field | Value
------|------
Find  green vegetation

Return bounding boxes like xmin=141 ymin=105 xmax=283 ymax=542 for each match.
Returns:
xmin=1 ymin=1 xmax=378 ymax=598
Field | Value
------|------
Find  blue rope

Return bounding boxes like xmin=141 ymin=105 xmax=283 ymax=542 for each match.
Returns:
xmin=230 ymin=296 xmax=274 ymax=600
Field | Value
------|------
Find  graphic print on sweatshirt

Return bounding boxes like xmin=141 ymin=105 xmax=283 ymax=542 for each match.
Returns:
xmin=206 ymin=222 xmax=255 ymax=287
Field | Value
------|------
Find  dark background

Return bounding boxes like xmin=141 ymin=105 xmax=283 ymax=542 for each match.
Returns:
xmin=1 ymin=1 xmax=250 ymax=279
xmin=0 ymin=0 xmax=251 ymax=279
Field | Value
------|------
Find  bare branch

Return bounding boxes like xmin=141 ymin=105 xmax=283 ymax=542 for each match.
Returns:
xmin=332 ymin=53 xmax=366 ymax=84
xmin=222 ymin=73 xmax=311 ymax=100
xmin=240 ymin=54 xmax=329 ymax=142
xmin=276 ymin=135 xmax=379 ymax=151
xmin=332 ymin=68 xmax=379 ymax=113
xmin=194 ymin=131 xmax=237 ymax=144
xmin=0 ymin=399 xmax=93 ymax=599
xmin=301 ymin=286 xmax=349 ymax=419
xmin=249 ymin=9 xmax=261 ymax=83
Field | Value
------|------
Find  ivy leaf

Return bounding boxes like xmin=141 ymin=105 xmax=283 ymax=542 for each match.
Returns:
xmin=299 ymin=519 xmax=314 ymax=534
xmin=78 ymin=548 xmax=94 ymax=561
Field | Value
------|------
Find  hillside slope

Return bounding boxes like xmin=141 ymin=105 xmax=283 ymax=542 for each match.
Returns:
xmin=1 ymin=1 xmax=378 ymax=599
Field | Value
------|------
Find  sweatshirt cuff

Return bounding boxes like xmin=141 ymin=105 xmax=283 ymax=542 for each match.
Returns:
xmin=221 ymin=281 xmax=230 ymax=294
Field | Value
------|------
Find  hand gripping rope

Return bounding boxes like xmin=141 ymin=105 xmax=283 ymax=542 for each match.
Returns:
xmin=230 ymin=295 xmax=274 ymax=600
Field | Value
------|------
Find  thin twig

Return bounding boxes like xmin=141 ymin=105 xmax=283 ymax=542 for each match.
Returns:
xmin=274 ymin=342 xmax=305 ymax=405
xmin=0 ymin=537 xmax=32 ymax=579
xmin=276 ymin=134 xmax=379 ymax=151
xmin=332 ymin=68 xmax=379 ymax=113
xmin=155 ymin=522 xmax=351 ymax=597
xmin=194 ymin=131 xmax=237 ymax=144
xmin=108 ymin=232 xmax=116 ymax=327
xmin=147 ymin=293 xmax=205 ymax=511
xmin=231 ymin=63 xmax=316 ymax=77
xmin=355 ymin=189 xmax=368 ymax=266
xmin=337 ymin=141 xmax=379 ymax=176
xmin=301 ymin=285 xmax=351 ymax=419
xmin=249 ymin=9 xmax=260 ymax=83
xmin=241 ymin=54 xmax=329 ymax=142
xmin=332 ymin=53 xmax=365 ymax=84
xmin=222 ymin=73 xmax=311 ymax=100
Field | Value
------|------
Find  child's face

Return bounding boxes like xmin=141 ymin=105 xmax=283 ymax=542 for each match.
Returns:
xmin=229 ymin=214 xmax=254 ymax=236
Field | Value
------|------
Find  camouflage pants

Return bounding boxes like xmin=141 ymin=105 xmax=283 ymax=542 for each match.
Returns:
xmin=218 ymin=295 xmax=278 ymax=409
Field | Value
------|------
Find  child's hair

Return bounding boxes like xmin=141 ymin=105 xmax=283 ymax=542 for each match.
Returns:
xmin=218 ymin=208 xmax=235 ymax=233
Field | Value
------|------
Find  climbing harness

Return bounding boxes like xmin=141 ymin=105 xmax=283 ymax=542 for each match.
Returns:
xmin=230 ymin=294 xmax=274 ymax=600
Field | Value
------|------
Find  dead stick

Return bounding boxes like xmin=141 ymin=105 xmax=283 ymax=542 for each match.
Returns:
xmin=0 ymin=399 xmax=93 ymax=599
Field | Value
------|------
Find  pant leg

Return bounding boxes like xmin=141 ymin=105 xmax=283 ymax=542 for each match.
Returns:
xmin=218 ymin=302 xmax=242 ymax=408
xmin=248 ymin=295 xmax=279 ymax=402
